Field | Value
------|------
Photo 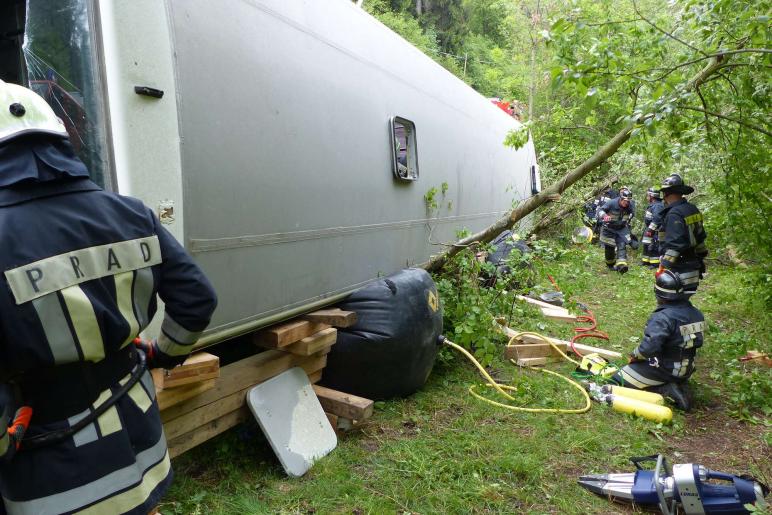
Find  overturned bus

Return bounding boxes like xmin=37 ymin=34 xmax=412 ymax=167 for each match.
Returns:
xmin=0 ymin=0 xmax=540 ymax=345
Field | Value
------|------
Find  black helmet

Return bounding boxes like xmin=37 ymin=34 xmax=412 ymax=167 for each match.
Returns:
xmin=654 ymin=270 xmax=688 ymax=301
xmin=647 ymin=187 xmax=661 ymax=199
xmin=659 ymin=174 xmax=694 ymax=195
xmin=619 ymin=187 xmax=633 ymax=200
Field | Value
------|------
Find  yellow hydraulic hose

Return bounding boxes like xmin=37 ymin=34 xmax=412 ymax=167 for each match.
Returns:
xmin=442 ymin=334 xmax=591 ymax=414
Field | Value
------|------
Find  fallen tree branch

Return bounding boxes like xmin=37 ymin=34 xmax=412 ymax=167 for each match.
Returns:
xmin=423 ymin=55 xmax=728 ymax=274
xmin=527 ymin=175 xmax=620 ymax=237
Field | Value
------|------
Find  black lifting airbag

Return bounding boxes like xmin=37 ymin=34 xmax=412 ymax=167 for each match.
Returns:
xmin=320 ymin=268 xmax=443 ymax=400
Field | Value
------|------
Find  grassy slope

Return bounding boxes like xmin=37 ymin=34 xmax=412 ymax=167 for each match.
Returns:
xmin=164 ymin=245 xmax=770 ymax=514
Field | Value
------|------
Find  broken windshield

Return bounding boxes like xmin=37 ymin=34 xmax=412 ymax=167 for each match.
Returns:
xmin=23 ymin=0 xmax=110 ymax=188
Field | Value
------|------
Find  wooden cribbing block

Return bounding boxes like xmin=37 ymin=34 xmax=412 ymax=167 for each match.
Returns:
xmin=325 ymin=412 xmax=339 ymax=432
xmin=282 ymin=327 xmax=337 ymax=356
xmin=165 ymin=355 xmax=327 ymax=451
xmin=253 ymin=320 xmax=330 ymax=348
xmin=307 ymin=370 xmax=323 ymax=384
xmin=312 ymin=385 xmax=373 ymax=421
xmin=504 ymin=343 xmax=564 ymax=360
xmin=161 ymin=350 xmax=319 ymax=423
xmin=302 ymin=309 xmax=358 ymax=328
xmin=155 ymin=352 xmax=220 ymax=389
xmin=516 ymin=357 xmax=547 ymax=367
xmin=513 ymin=331 xmax=622 ymax=360
xmin=157 ymin=379 xmax=216 ymax=411
xmin=168 ymin=407 xmax=249 ymax=458
xmin=516 ymin=295 xmax=570 ymax=314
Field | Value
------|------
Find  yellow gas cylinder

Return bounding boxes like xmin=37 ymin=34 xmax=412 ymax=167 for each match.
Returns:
xmin=609 ymin=395 xmax=673 ymax=423
xmin=602 ymin=385 xmax=665 ymax=405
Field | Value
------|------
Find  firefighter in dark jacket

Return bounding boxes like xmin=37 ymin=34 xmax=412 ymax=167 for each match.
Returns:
xmin=641 ymin=187 xmax=664 ymax=268
xmin=656 ymin=174 xmax=707 ymax=296
xmin=596 ymin=187 xmax=635 ymax=273
xmin=0 ymin=81 xmax=217 ymax=514
xmin=612 ymin=270 xmax=705 ymax=411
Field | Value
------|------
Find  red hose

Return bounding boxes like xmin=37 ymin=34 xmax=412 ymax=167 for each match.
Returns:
xmin=538 ymin=273 xmax=607 ymax=358
xmin=570 ymin=308 xmax=608 ymax=357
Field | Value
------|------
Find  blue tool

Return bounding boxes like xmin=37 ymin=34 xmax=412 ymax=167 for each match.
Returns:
xmin=578 ymin=454 xmax=769 ymax=514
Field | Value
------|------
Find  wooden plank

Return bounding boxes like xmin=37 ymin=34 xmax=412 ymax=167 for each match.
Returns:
xmin=157 ymin=379 xmax=217 ymax=411
xmin=516 ymin=295 xmax=569 ymax=314
xmin=302 ymin=309 xmax=358 ymax=328
xmin=307 ymin=370 xmax=323 ymax=384
xmin=168 ymin=407 xmax=249 ymax=458
xmin=151 ymin=369 xmax=165 ymax=391
xmin=325 ymin=412 xmax=339 ymax=433
xmin=162 ymin=350 xmax=298 ymax=422
xmin=516 ymin=357 xmax=547 ymax=367
xmin=282 ymin=327 xmax=337 ymax=356
xmin=512 ymin=331 xmax=622 ymax=360
xmin=164 ymin=355 xmax=326 ymax=441
xmin=156 ymin=352 xmax=220 ymax=389
xmin=312 ymin=385 xmax=373 ymax=421
xmin=541 ymin=309 xmax=578 ymax=323
xmin=504 ymin=343 xmax=562 ymax=360
xmin=253 ymin=320 xmax=330 ymax=348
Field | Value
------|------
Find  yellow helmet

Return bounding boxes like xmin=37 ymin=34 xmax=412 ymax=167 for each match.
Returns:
xmin=0 ymin=80 xmax=68 ymax=145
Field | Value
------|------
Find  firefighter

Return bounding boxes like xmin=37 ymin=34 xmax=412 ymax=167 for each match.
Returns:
xmin=656 ymin=174 xmax=707 ymax=295
xmin=596 ymin=187 xmax=635 ymax=273
xmin=0 ymin=81 xmax=217 ymax=514
xmin=612 ymin=270 xmax=705 ymax=411
xmin=641 ymin=187 xmax=664 ymax=268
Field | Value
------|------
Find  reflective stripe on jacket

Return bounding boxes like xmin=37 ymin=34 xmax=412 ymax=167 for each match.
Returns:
xmin=658 ymin=198 xmax=708 ymax=268
xmin=631 ymin=301 xmax=705 ymax=379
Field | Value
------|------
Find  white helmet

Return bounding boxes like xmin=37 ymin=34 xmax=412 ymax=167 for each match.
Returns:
xmin=0 ymin=80 xmax=68 ymax=145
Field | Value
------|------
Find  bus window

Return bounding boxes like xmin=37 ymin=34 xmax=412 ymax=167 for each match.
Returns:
xmin=23 ymin=0 xmax=112 ymax=189
xmin=390 ymin=116 xmax=418 ymax=181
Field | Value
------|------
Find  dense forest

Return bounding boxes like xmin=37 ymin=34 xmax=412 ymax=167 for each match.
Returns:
xmin=362 ymin=0 xmax=770 ymax=283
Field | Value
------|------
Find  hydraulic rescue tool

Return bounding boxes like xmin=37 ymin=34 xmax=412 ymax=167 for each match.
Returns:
xmin=578 ymin=454 xmax=769 ymax=514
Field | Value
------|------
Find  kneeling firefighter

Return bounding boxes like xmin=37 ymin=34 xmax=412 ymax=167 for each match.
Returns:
xmin=596 ymin=187 xmax=635 ymax=273
xmin=0 ymin=81 xmax=217 ymax=514
xmin=611 ymin=270 xmax=705 ymax=411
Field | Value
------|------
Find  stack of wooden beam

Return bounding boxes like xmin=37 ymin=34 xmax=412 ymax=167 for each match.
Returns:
xmin=155 ymin=308 xmax=374 ymax=457
xmin=498 ymin=322 xmax=622 ymax=367
xmin=516 ymin=295 xmax=578 ymax=323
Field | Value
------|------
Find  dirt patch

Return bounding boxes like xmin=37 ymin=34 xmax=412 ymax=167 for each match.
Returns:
xmin=666 ymin=405 xmax=771 ymax=479
xmin=359 ymin=439 xmax=381 ymax=453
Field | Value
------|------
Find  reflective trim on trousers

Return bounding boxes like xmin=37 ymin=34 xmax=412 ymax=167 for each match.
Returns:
xmin=2 ymin=435 xmax=169 ymax=515
xmin=618 ymin=365 xmax=666 ymax=389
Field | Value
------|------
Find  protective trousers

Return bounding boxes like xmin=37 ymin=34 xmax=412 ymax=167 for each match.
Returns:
xmin=599 ymin=226 xmax=630 ymax=269
xmin=641 ymin=237 xmax=660 ymax=267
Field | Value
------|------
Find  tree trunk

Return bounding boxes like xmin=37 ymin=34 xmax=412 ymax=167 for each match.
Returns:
xmin=416 ymin=0 xmax=422 ymax=16
xmin=526 ymin=175 xmax=620 ymax=237
xmin=422 ymin=49 xmax=727 ymax=274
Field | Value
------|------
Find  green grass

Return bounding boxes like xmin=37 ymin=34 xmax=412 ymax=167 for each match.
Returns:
xmin=163 ymin=243 xmax=771 ymax=514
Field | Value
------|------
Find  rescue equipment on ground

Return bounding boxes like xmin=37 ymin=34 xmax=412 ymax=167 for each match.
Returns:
xmin=322 ymin=268 xmax=443 ymax=400
xmin=440 ymin=334 xmax=592 ymax=414
xmin=577 ymin=353 xmax=618 ymax=379
xmin=572 ymin=226 xmax=594 ymax=244
xmin=579 ymin=454 xmax=769 ymax=514
xmin=584 ymin=382 xmax=672 ymax=423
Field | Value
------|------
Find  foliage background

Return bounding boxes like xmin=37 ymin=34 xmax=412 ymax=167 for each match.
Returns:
xmin=361 ymin=0 xmax=771 ymax=276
